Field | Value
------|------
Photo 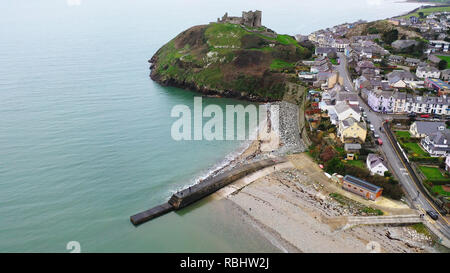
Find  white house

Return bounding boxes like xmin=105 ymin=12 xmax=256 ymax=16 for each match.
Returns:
xmin=333 ymin=102 xmax=361 ymax=123
xmin=421 ymin=130 xmax=450 ymax=157
xmin=446 ymin=155 xmax=450 ymax=171
xmin=416 ymin=66 xmax=441 ymax=79
xmin=366 ymin=154 xmax=389 ymax=176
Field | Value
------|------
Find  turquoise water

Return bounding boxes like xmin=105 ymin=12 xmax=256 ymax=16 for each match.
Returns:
xmin=0 ymin=0 xmax=420 ymax=252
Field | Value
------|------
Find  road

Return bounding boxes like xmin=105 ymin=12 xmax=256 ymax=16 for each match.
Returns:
xmin=336 ymin=53 xmax=450 ymax=243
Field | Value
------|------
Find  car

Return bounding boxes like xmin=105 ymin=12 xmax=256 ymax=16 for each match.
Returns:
xmin=374 ymin=134 xmax=380 ymax=138
xmin=369 ymin=125 xmax=375 ymax=131
xmin=407 ymin=113 xmax=417 ymax=118
xmin=362 ymin=113 xmax=367 ymax=118
xmin=433 ymin=114 xmax=442 ymax=119
xmin=420 ymin=114 xmax=430 ymax=118
xmin=376 ymin=138 xmax=383 ymax=145
xmin=426 ymin=210 xmax=439 ymax=221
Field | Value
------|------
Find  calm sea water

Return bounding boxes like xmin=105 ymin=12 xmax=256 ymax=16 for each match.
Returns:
xmin=0 ymin=0 xmax=421 ymax=252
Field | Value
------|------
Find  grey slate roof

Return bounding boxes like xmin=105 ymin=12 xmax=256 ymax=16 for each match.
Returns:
xmin=414 ymin=121 xmax=446 ymax=135
xmin=343 ymin=175 xmax=382 ymax=193
xmin=367 ymin=153 xmax=387 ymax=169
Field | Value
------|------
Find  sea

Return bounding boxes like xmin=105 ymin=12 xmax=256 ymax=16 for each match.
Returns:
xmin=0 ymin=0 xmax=422 ymax=252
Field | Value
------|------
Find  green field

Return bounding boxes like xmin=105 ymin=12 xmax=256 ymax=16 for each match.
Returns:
xmin=346 ymin=160 xmax=366 ymax=169
xmin=432 ymin=185 xmax=450 ymax=197
xmin=419 ymin=166 xmax=446 ymax=180
xmin=436 ymin=55 xmax=450 ymax=69
xmin=399 ymin=6 xmax=450 ymax=19
xmin=403 ymin=142 xmax=429 ymax=157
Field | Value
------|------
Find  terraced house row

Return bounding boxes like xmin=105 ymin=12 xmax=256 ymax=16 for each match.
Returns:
xmin=362 ymin=89 xmax=450 ymax=116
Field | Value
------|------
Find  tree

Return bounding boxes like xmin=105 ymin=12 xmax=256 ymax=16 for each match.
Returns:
xmin=438 ymin=59 xmax=448 ymax=70
xmin=382 ymin=29 xmax=399 ymax=45
xmin=320 ymin=146 xmax=335 ymax=163
xmin=324 ymin=158 xmax=345 ymax=175
xmin=418 ymin=12 xmax=424 ymax=19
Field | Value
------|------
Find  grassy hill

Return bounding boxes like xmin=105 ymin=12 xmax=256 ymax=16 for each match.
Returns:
xmin=397 ymin=5 xmax=450 ymax=19
xmin=149 ymin=23 xmax=311 ymax=101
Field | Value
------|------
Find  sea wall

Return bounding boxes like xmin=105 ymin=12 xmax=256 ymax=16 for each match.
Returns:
xmin=131 ymin=157 xmax=287 ymax=226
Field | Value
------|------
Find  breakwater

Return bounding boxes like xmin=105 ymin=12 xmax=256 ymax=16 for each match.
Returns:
xmin=130 ymin=157 xmax=287 ymax=226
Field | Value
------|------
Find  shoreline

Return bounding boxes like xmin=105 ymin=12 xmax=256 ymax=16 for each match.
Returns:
xmin=224 ymin=154 xmax=435 ymax=253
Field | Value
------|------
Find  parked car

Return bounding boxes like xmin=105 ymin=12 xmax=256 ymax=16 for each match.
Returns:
xmin=420 ymin=114 xmax=430 ymax=118
xmin=362 ymin=113 xmax=367 ymax=118
xmin=370 ymin=125 xmax=375 ymax=131
xmin=433 ymin=114 xmax=442 ymax=119
xmin=376 ymin=138 xmax=383 ymax=145
xmin=427 ymin=210 xmax=439 ymax=221
xmin=407 ymin=113 xmax=417 ymax=118
xmin=374 ymin=134 xmax=380 ymax=138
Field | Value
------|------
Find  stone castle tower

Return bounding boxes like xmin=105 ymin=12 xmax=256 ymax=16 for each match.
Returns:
xmin=217 ymin=10 xmax=262 ymax=27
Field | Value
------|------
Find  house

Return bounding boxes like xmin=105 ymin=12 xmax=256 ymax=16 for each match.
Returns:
xmin=388 ymin=55 xmax=405 ymax=64
xmin=387 ymin=70 xmax=415 ymax=88
xmin=366 ymin=154 xmax=389 ymax=176
xmin=315 ymin=47 xmax=337 ymax=57
xmin=404 ymin=96 xmax=450 ymax=116
xmin=337 ymin=117 xmax=367 ymax=143
xmin=421 ymin=130 xmax=450 ymax=157
xmin=416 ymin=66 xmax=441 ymax=79
xmin=429 ymin=40 xmax=450 ymax=52
xmin=428 ymin=54 xmax=442 ymax=65
xmin=392 ymin=40 xmax=419 ymax=50
xmin=332 ymin=38 xmax=350 ymax=52
xmin=355 ymin=60 xmax=375 ymax=73
xmin=334 ymin=102 xmax=362 ymax=122
xmin=336 ymin=91 xmax=359 ymax=106
xmin=446 ymin=155 xmax=450 ymax=171
xmin=405 ymin=57 xmax=421 ymax=67
xmin=366 ymin=90 xmax=396 ymax=113
xmin=327 ymin=72 xmax=344 ymax=89
xmin=342 ymin=175 xmax=383 ymax=200
xmin=409 ymin=121 xmax=446 ymax=138
xmin=425 ymin=78 xmax=450 ymax=95
xmin=441 ymin=69 xmax=450 ymax=81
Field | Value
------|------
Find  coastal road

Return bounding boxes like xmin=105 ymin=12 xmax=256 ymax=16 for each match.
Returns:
xmin=336 ymin=53 xmax=450 ymax=243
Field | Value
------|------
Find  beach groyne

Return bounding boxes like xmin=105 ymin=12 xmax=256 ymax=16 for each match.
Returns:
xmin=130 ymin=157 xmax=288 ymax=226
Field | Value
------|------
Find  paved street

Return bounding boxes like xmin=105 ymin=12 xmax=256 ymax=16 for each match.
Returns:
xmin=335 ymin=53 xmax=450 ymax=243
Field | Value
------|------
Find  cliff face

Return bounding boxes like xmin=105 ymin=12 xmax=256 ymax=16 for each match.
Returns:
xmin=149 ymin=23 xmax=311 ymax=101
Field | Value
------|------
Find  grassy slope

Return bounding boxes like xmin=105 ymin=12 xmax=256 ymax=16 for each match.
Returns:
xmin=398 ymin=6 xmax=450 ymax=19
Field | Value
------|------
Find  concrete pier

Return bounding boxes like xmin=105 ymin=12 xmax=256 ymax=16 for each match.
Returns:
xmin=130 ymin=157 xmax=287 ymax=226
xmin=130 ymin=203 xmax=174 ymax=226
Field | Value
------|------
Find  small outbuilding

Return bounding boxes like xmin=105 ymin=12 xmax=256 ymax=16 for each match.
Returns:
xmin=342 ymin=175 xmax=383 ymax=200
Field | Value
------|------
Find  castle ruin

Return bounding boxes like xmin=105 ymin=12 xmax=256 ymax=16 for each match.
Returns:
xmin=217 ymin=10 xmax=262 ymax=28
